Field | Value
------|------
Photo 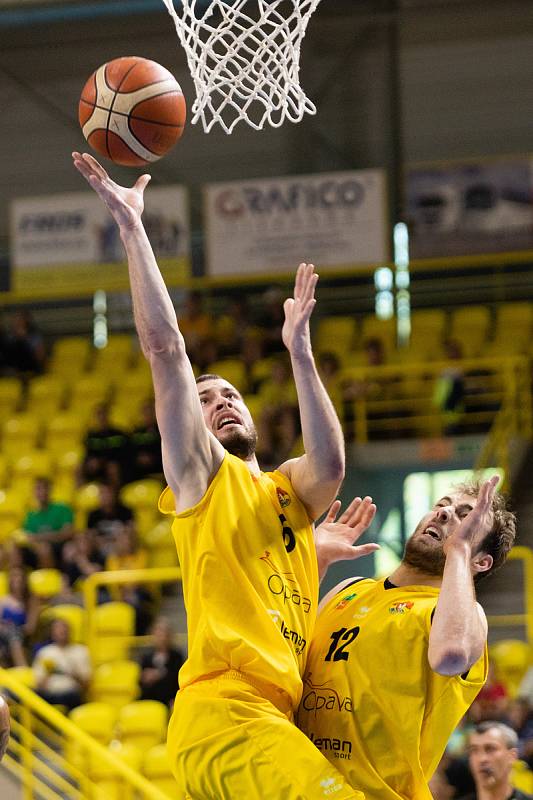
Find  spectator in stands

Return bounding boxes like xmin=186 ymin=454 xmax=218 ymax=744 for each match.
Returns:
xmin=254 ymin=286 xmax=286 ymax=355
xmin=215 ymin=296 xmax=253 ymax=357
xmin=433 ymin=339 xmax=465 ymax=435
xmin=318 ymin=351 xmax=343 ymax=416
xmin=341 ymin=337 xmax=393 ymax=441
xmin=469 ymin=663 xmax=510 ymax=724
xmin=129 ymin=399 xmax=163 ymax=481
xmin=177 ymin=291 xmax=213 ymax=365
xmin=33 ymin=618 xmax=91 ymax=711
xmin=255 ymin=355 xmax=300 ymax=468
xmin=81 ymin=402 xmax=129 ymax=486
xmin=105 ymin=526 xmax=151 ymax=634
xmin=5 ymin=310 xmax=46 ymax=376
xmin=62 ymin=530 xmax=106 ymax=589
xmin=240 ymin=333 xmax=265 ymax=394
xmin=460 ymin=721 xmax=533 ymax=799
xmin=21 ymin=477 xmax=74 ymax=569
xmin=87 ymin=483 xmax=133 ymax=554
xmin=139 ymin=617 xmax=183 ymax=707
xmin=0 ymin=568 xmax=40 ymax=667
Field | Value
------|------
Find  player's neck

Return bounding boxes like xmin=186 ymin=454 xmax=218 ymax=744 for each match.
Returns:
xmin=388 ymin=563 xmax=442 ymax=588
xmin=243 ymin=454 xmax=261 ymax=477
xmin=476 ymin=781 xmax=515 ymax=800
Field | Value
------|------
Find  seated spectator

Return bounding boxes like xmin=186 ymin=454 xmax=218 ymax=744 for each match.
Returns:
xmin=240 ymin=334 xmax=265 ymax=394
xmin=0 ymin=568 xmax=40 ymax=667
xmin=460 ymin=720 xmax=533 ymax=799
xmin=62 ymin=530 xmax=106 ymax=589
xmin=139 ymin=617 xmax=183 ymax=707
xmin=87 ymin=483 xmax=134 ymax=554
xmin=318 ymin=351 xmax=343 ymax=415
xmin=177 ymin=291 xmax=214 ymax=366
xmin=469 ymin=662 xmax=510 ymax=724
xmin=106 ymin=527 xmax=151 ymax=634
xmin=5 ymin=310 xmax=46 ymax=376
xmin=433 ymin=339 xmax=465 ymax=435
xmin=255 ymin=356 xmax=299 ymax=468
xmin=129 ymin=399 xmax=163 ymax=481
xmin=253 ymin=286 xmax=286 ymax=356
xmin=215 ymin=296 xmax=253 ymax=357
xmin=33 ymin=619 xmax=91 ymax=711
xmin=81 ymin=403 xmax=129 ymax=486
xmin=21 ymin=477 xmax=74 ymax=570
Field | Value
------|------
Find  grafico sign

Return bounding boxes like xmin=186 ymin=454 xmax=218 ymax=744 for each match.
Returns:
xmin=204 ymin=170 xmax=389 ymax=276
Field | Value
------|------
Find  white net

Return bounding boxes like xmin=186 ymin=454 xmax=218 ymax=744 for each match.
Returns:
xmin=161 ymin=0 xmax=322 ymax=134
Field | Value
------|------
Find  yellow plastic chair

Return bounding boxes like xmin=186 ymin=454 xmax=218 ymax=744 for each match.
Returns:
xmin=0 ymin=378 xmax=23 ymax=417
xmin=92 ymin=602 xmax=136 ymax=665
xmin=49 ymin=336 xmax=91 ymax=376
xmin=40 ymin=604 xmax=86 ymax=644
xmin=90 ymin=660 xmax=140 ymax=708
xmin=315 ymin=315 xmax=357 ymax=359
xmin=7 ymin=666 xmax=36 ymax=689
xmin=143 ymin=519 xmax=179 ymax=568
xmin=68 ymin=374 xmax=113 ymax=412
xmin=0 ymin=489 xmax=27 ymax=542
xmin=91 ymin=335 xmax=137 ymax=375
xmin=450 ymin=305 xmax=491 ymax=358
xmin=42 ymin=412 xmax=87 ymax=456
xmin=12 ymin=451 xmax=53 ymax=482
xmin=90 ymin=741 xmax=143 ymax=800
xmin=120 ymin=479 xmax=163 ymax=536
xmin=360 ymin=316 xmax=397 ymax=355
xmin=74 ymin=482 xmax=101 ymax=530
xmin=28 ymin=568 xmax=63 ymax=599
xmin=206 ymin=358 xmax=247 ymax=393
xmin=2 ymin=413 xmax=41 ymax=458
xmin=0 ymin=572 xmax=7 ymax=597
xmin=490 ymin=639 xmax=532 ymax=698
xmin=143 ymin=743 xmax=180 ymax=797
xmin=118 ymin=700 xmax=168 ymax=751
xmin=26 ymin=375 xmax=66 ymax=421
xmin=69 ymin=701 xmax=118 ymax=744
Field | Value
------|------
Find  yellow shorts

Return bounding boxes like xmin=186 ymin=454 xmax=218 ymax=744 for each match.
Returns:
xmin=167 ymin=671 xmax=364 ymax=800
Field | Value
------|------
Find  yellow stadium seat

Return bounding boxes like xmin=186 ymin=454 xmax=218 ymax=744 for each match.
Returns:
xmin=12 ymin=451 xmax=52 ymax=482
xmin=0 ymin=378 xmax=23 ymax=417
xmin=49 ymin=336 xmax=91 ymax=376
xmin=450 ymin=305 xmax=491 ymax=358
xmin=43 ymin=412 xmax=86 ymax=456
xmin=91 ymin=660 xmax=140 ymax=708
xmin=69 ymin=701 xmax=118 ymax=745
xmin=0 ymin=454 xmax=9 ymax=486
xmin=26 ymin=375 xmax=66 ymax=421
xmin=40 ymin=604 xmax=86 ymax=644
xmin=68 ymin=374 xmax=112 ymax=412
xmin=28 ymin=568 xmax=63 ymax=599
xmin=74 ymin=482 xmax=101 ymax=530
xmin=409 ymin=309 xmax=447 ymax=358
xmin=91 ymin=335 xmax=138 ymax=376
xmin=0 ymin=572 xmax=7 ymax=597
xmin=360 ymin=316 xmax=397 ymax=355
xmin=118 ymin=700 xmax=168 ymax=751
xmin=143 ymin=519 xmax=179 ymax=568
xmin=92 ymin=602 xmax=135 ymax=665
xmin=314 ymin=316 xmax=357 ymax=359
xmin=206 ymin=359 xmax=247 ymax=393
xmin=143 ymin=743 xmax=180 ymax=796
xmin=89 ymin=740 xmax=143 ymax=800
xmin=7 ymin=666 xmax=36 ymax=689
xmin=0 ymin=488 xmax=27 ymax=542
xmin=120 ymin=479 xmax=162 ymax=536
xmin=2 ymin=413 xmax=41 ymax=457
xmin=490 ymin=639 xmax=531 ymax=697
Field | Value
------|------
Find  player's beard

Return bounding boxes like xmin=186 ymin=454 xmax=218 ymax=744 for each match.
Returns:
xmin=402 ymin=533 xmax=447 ymax=576
xmin=220 ymin=426 xmax=258 ymax=460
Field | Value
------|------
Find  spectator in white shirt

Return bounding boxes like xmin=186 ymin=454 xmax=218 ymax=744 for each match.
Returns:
xmin=33 ymin=619 xmax=91 ymax=711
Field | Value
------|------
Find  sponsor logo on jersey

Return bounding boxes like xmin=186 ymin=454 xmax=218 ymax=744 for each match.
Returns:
xmin=309 ymin=731 xmax=352 ymax=761
xmin=260 ymin=551 xmax=312 ymax=613
xmin=335 ymin=592 xmax=357 ymax=610
xmin=389 ymin=601 xmax=414 ymax=614
xmin=266 ymin=609 xmax=307 ymax=654
xmin=320 ymin=776 xmax=345 ymax=795
xmin=276 ymin=487 xmax=291 ymax=508
xmin=301 ymin=674 xmax=353 ymax=716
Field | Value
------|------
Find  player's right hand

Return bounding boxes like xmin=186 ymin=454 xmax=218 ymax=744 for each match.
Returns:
xmin=72 ymin=152 xmax=151 ymax=231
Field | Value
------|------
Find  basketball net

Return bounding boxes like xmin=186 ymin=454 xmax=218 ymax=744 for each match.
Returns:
xmin=161 ymin=0 xmax=322 ymax=134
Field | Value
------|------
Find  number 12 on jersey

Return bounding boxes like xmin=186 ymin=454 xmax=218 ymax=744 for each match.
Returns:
xmin=324 ymin=626 xmax=360 ymax=662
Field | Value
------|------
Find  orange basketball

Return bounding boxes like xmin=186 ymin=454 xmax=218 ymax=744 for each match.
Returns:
xmin=79 ymin=56 xmax=186 ymax=167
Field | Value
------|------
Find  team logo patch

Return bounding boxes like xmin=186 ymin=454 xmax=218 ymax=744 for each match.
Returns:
xmin=389 ymin=601 xmax=414 ymax=614
xmin=276 ymin=487 xmax=291 ymax=508
xmin=335 ymin=592 xmax=357 ymax=610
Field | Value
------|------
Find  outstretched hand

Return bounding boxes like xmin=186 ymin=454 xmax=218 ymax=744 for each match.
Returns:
xmin=315 ymin=495 xmax=379 ymax=580
xmin=282 ymin=262 xmax=318 ymax=357
xmin=72 ymin=152 xmax=150 ymax=231
xmin=443 ymin=475 xmax=499 ymax=555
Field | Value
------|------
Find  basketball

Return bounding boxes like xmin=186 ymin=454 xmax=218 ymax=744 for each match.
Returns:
xmin=78 ymin=56 xmax=186 ymax=167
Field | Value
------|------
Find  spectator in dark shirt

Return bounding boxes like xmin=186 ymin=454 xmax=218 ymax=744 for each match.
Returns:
xmin=139 ymin=617 xmax=183 ymax=707
xmin=129 ymin=399 xmax=163 ymax=481
xmin=81 ymin=403 xmax=129 ymax=486
xmin=87 ymin=483 xmax=133 ymax=554
xmin=5 ymin=311 xmax=46 ymax=376
xmin=62 ymin=530 xmax=106 ymax=588
xmin=460 ymin=721 xmax=533 ymax=800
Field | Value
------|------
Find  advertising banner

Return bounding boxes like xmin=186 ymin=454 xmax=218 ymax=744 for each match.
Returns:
xmin=204 ymin=170 xmax=389 ymax=277
xmin=10 ymin=186 xmax=190 ymax=295
xmin=406 ymin=157 xmax=533 ymax=259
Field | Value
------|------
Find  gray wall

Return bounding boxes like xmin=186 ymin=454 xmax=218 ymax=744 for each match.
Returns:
xmin=0 ymin=0 xmax=532 ymax=246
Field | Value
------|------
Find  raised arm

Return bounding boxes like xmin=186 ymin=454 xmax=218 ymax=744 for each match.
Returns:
xmin=428 ymin=476 xmax=497 ymax=676
xmin=278 ymin=263 xmax=345 ymax=519
xmin=72 ymin=153 xmax=223 ymax=510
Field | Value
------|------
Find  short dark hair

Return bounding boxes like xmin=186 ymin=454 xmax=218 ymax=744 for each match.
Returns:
xmin=454 ymin=480 xmax=516 ymax=582
xmin=473 ymin=721 xmax=518 ymax=749
xmin=196 ymin=373 xmax=223 ymax=385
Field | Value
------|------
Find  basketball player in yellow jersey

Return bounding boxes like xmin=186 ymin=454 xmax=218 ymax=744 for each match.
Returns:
xmin=73 ymin=151 xmax=379 ymax=800
xmin=298 ymin=475 xmax=517 ymax=800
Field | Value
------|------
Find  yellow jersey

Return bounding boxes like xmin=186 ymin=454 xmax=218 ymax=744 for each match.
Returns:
xmin=159 ymin=452 xmax=319 ymax=708
xmin=297 ymin=577 xmax=487 ymax=800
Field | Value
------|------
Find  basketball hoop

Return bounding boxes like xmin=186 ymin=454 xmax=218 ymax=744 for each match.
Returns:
xmin=161 ymin=0 xmax=322 ymax=134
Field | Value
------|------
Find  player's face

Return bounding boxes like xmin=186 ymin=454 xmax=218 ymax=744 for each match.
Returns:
xmin=198 ymin=378 xmax=257 ymax=459
xmin=403 ymin=490 xmax=492 ymax=576
xmin=468 ymin=729 xmax=516 ymax=789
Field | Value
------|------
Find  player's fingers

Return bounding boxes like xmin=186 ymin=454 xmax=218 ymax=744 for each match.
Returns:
xmin=82 ymin=152 xmax=109 ymax=180
xmin=301 ymin=270 xmax=318 ymax=305
xmin=299 ymin=298 xmax=316 ymax=323
xmin=323 ymin=500 xmax=341 ymax=524
xmin=283 ymin=297 xmax=295 ymax=319
xmin=135 ymin=174 xmax=151 ymax=193
xmin=294 ymin=262 xmax=306 ymax=299
xmin=342 ymin=496 xmax=373 ymax=526
xmin=338 ymin=496 xmax=362 ymax=524
xmin=340 ymin=543 xmax=380 ymax=562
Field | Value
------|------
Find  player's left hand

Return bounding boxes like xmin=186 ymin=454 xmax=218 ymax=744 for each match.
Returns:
xmin=443 ymin=475 xmax=499 ymax=555
xmin=315 ymin=496 xmax=379 ymax=579
xmin=282 ymin=263 xmax=318 ymax=357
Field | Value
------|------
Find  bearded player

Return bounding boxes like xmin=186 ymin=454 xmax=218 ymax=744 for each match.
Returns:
xmin=298 ymin=475 xmax=516 ymax=800
xmin=72 ymin=151 xmax=381 ymax=800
